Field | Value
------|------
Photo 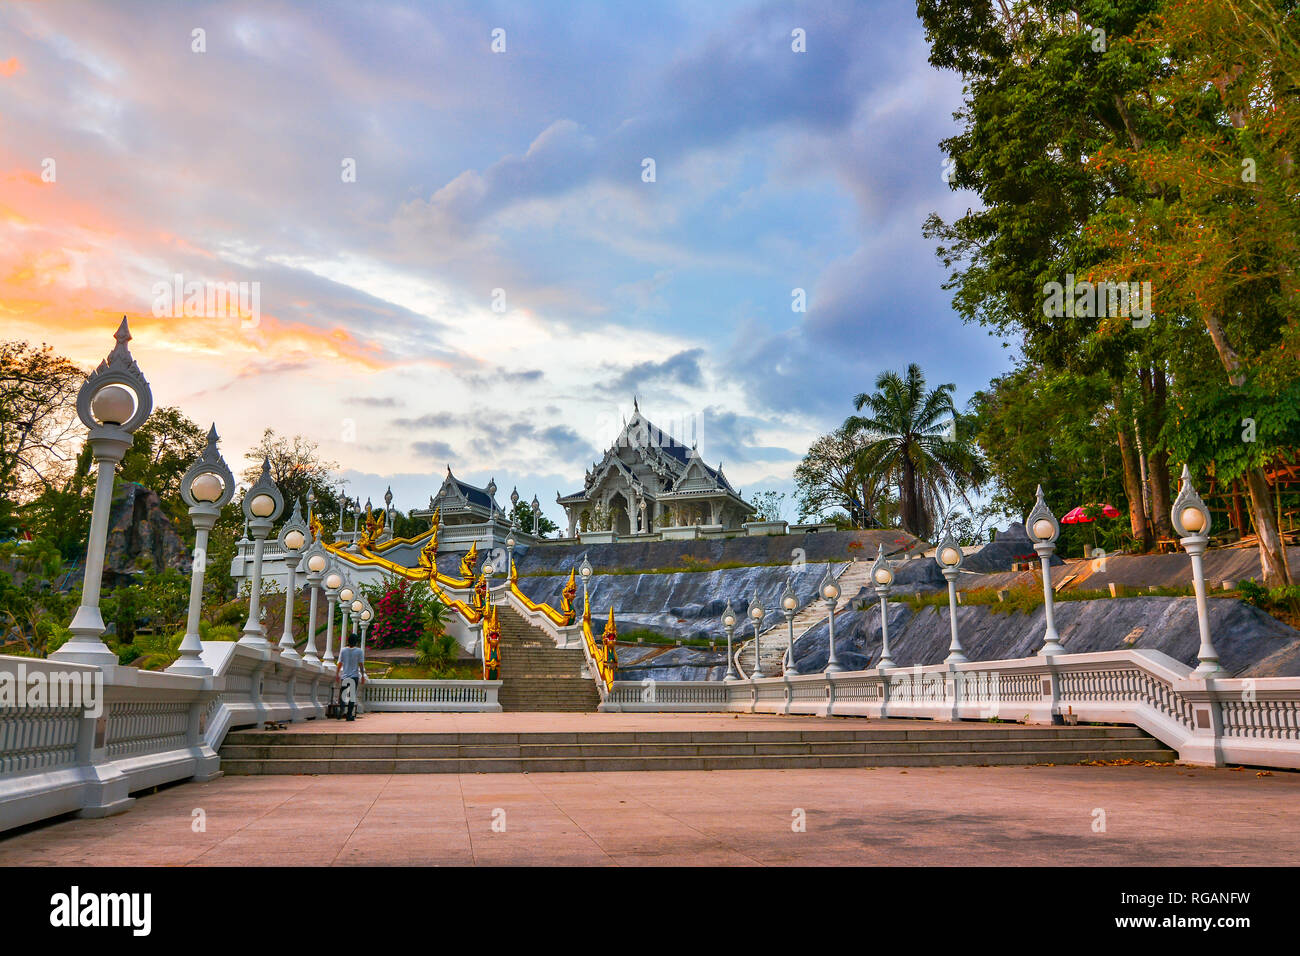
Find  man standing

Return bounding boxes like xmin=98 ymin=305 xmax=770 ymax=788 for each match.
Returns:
xmin=336 ymin=633 xmax=365 ymax=721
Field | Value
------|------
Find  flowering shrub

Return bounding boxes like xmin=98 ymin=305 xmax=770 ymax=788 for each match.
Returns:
xmin=366 ymin=576 xmax=443 ymax=649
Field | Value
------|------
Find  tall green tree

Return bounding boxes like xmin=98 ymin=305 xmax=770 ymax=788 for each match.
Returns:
xmin=844 ymin=363 xmax=987 ymax=539
xmin=0 ymin=342 xmax=84 ymax=522
xmin=1089 ymin=0 xmax=1299 ymax=582
xmin=242 ymin=429 xmax=341 ymax=521
xmin=919 ymin=0 xmax=1177 ymax=553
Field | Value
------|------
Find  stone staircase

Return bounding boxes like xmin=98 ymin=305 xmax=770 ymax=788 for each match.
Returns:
xmin=493 ymin=605 xmax=601 ymax=713
xmin=736 ymin=560 xmax=876 ymax=677
xmin=218 ymin=724 xmax=1175 ymax=774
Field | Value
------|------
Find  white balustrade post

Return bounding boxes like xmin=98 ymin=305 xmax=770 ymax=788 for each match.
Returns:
xmin=52 ymin=319 xmax=153 ymax=669
xmin=170 ymin=425 xmax=235 ymax=677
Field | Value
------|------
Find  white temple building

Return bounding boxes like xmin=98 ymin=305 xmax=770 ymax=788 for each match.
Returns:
xmin=556 ymin=401 xmax=754 ymax=537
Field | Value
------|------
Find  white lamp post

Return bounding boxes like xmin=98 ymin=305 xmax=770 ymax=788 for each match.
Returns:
xmin=1025 ymin=485 xmax=1063 ymax=656
xmin=323 ymin=566 xmax=343 ymax=664
xmin=300 ymin=535 xmax=329 ymax=663
xmin=579 ymin=554 xmax=593 ymax=608
xmin=351 ymin=597 xmax=365 ymax=660
xmin=506 ymin=523 xmax=518 ymax=579
xmin=339 ymin=580 xmax=355 ymax=645
xmin=722 ymin=601 xmax=739 ymax=681
xmin=781 ymin=579 xmax=798 ymax=675
xmin=168 ymin=425 xmax=234 ymax=676
xmin=238 ymin=459 xmax=284 ymax=647
xmin=869 ymin=544 xmax=896 ymax=669
xmin=748 ymin=592 xmax=766 ymax=678
xmin=52 ymin=319 xmax=153 ymax=668
xmin=820 ymin=564 xmax=844 ymax=673
xmin=531 ymin=495 xmax=541 ymax=536
xmin=276 ymin=500 xmax=309 ymax=659
xmin=935 ymin=531 xmax=967 ymax=664
xmin=1172 ymin=465 xmax=1222 ymax=676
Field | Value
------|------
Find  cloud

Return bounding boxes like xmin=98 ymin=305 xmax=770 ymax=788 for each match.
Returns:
xmin=600 ymin=348 xmax=706 ymax=395
xmin=412 ymin=439 xmax=457 ymax=460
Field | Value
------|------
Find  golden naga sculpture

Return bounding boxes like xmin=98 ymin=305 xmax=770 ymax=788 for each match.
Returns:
xmin=560 ymin=568 xmax=577 ymax=624
xmin=417 ymin=509 xmax=440 ymax=570
xmin=316 ymin=505 xmax=586 ymax=642
xmin=458 ymin=541 xmax=479 ymax=580
xmin=357 ymin=502 xmax=386 ymax=550
xmin=601 ymin=606 xmax=618 ymax=673
xmin=482 ymin=602 xmax=501 ymax=680
xmin=309 ymin=512 xmax=324 ymax=543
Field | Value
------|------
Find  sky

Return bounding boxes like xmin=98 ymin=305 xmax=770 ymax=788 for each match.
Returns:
xmin=0 ymin=0 xmax=1011 ymax=525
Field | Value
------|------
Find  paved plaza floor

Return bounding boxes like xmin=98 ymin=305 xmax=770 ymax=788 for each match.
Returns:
xmin=2 ymin=744 xmax=1296 ymax=866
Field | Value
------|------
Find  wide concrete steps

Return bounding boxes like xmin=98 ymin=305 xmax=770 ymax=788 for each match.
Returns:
xmin=492 ymin=605 xmax=601 ymax=711
xmin=219 ymin=725 xmax=1175 ymax=774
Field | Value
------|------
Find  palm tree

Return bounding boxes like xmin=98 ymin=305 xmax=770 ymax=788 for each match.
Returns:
xmin=844 ymin=363 xmax=987 ymax=540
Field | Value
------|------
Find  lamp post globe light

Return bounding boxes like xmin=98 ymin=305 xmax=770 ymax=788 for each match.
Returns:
xmin=276 ymin=499 xmax=310 ymax=660
xmin=238 ymin=458 xmax=285 ymax=647
xmin=1025 ymin=485 xmax=1063 ymax=656
xmin=531 ymin=495 xmax=541 ymax=536
xmin=1172 ymin=465 xmax=1223 ymax=676
xmin=299 ymin=534 xmax=330 ymax=663
xmin=52 ymin=319 xmax=154 ymax=668
xmin=820 ymin=564 xmax=845 ymax=674
xmin=506 ymin=521 xmax=518 ymax=577
xmin=579 ymin=554 xmax=593 ymax=607
xmin=869 ymin=544 xmax=896 ymax=670
xmin=748 ymin=592 xmax=767 ymax=678
xmin=323 ymin=564 xmax=344 ymax=664
xmin=781 ymin=579 xmax=798 ymax=675
xmin=722 ymin=600 xmax=739 ymax=681
xmin=168 ymin=425 xmax=235 ymax=676
xmin=935 ymin=530 xmax=968 ymax=664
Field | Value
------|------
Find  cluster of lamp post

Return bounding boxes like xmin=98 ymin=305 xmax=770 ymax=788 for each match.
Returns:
xmin=718 ymin=477 xmax=1223 ymax=681
xmin=49 ymin=321 xmax=1225 ymax=685
xmin=49 ymin=320 xmax=377 ymax=680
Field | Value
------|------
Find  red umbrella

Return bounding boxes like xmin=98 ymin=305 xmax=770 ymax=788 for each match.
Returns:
xmin=1061 ymin=503 xmax=1121 ymax=523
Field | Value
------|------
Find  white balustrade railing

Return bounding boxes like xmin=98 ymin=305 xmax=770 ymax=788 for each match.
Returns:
xmin=364 ymin=678 xmax=502 ymax=712
xmin=0 ymin=643 xmax=333 ymax=833
xmin=603 ymin=648 xmax=1300 ymax=769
